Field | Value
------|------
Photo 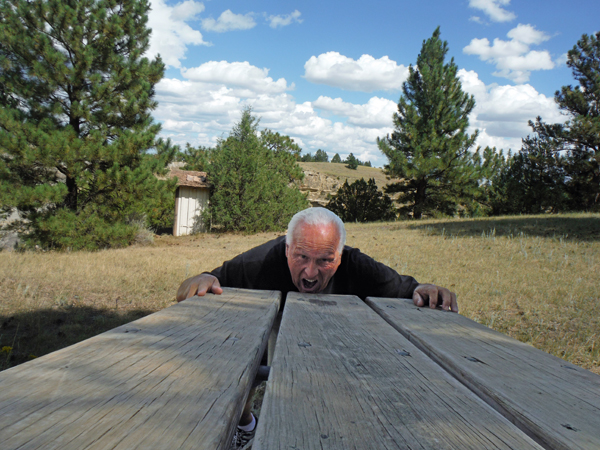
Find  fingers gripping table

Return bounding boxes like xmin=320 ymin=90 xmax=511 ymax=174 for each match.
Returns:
xmin=1 ymin=288 xmax=599 ymax=449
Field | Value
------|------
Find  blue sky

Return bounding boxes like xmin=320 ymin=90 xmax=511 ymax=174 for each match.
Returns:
xmin=146 ymin=0 xmax=599 ymax=167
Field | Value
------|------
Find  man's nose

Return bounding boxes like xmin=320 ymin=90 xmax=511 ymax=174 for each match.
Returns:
xmin=305 ymin=260 xmax=318 ymax=278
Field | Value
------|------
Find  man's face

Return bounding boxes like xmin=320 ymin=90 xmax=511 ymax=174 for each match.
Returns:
xmin=286 ymin=222 xmax=342 ymax=294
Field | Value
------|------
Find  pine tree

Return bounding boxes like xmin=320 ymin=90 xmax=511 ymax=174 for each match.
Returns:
xmin=344 ymin=153 xmax=359 ymax=170
xmin=377 ymin=28 xmax=482 ymax=218
xmin=205 ymin=108 xmax=308 ymax=232
xmin=488 ymin=137 xmax=567 ymax=214
xmin=326 ymin=178 xmax=396 ymax=222
xmin=314 ymin=149 xmax=329 ymax=162
xmin=331 ymin=153 xmax=342 ymax=163
xmin=0 ymin=0 xmax=169 ymax=249
xmin=530 ymin=31 xmax=600 ymax=211
xmin=180 ymin=143 xmax=212 ymax=172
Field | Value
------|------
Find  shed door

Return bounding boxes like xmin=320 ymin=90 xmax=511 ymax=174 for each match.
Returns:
xmin=175 ymin=187 xmax=209 ymax=236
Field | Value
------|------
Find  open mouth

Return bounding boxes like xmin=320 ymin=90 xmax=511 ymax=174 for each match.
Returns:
xmin=301 ymin=278 xmax=318 ymax=290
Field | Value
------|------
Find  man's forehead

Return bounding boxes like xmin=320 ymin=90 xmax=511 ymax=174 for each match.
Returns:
xmin=292 ymin=222 xmax=340 ymax=248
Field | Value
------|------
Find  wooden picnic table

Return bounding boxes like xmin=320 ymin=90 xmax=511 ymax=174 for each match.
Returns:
xmin=1 ymin=288 xmax=599 ymax=449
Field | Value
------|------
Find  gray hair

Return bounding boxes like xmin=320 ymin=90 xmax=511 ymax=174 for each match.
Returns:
xmin=286 ymin=207 xmax=346 ymax=253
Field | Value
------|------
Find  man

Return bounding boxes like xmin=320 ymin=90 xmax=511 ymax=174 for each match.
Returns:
xmin=177 ymin=208 xmax=458 ymax=448
xmin=177 ymin=207 xmax=458 ymax=311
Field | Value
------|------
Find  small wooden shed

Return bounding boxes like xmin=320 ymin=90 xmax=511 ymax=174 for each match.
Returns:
xmin=169 ymin=169 xmax=210 ymax=236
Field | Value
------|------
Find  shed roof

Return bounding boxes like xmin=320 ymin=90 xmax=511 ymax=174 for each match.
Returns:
xmin=169 ymin=169 xmax=209 ymax=188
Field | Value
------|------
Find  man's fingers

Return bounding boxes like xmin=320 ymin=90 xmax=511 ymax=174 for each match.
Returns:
xmin=440 ymin=288 xmax=452 ymax=311
xmin=428 ymin=286 xmax=438 ymax=309
xmin=439 ymin=288 xmax=458 ymax=313
xmin=210 ymin=278 xmax=223 ymax=295
xmin=413 ymin=284 xmax=458 ymax=313
xmin=451 ymin=292 xmax=459 ymax=313
xmin=194 ymin=283 xmax=207 ymax=297
xmin=412 ymin=290 xmax=425 ymax=307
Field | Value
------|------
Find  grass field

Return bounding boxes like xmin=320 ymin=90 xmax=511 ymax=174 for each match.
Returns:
xmin=1 ymin=213 xmax=599 ymax=374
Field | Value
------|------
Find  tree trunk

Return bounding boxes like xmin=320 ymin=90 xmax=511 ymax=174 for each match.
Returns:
xmin=414 ymin=181 xmax=426 ymax=219
xmin=65 ymin=175 xmax=77 ymax=211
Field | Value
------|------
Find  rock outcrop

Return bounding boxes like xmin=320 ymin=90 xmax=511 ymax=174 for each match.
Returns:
xmin=297 ymin=170 xmax=343 ymax=207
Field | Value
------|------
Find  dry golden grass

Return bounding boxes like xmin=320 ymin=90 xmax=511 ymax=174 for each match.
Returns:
xmin=1 ymin=213 xmax=599 ymax=374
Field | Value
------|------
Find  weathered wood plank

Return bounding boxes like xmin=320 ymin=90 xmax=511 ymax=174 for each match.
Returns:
xmin=366 ymin=297 xmax=600 ymax=450
xmin=254 ymin=293 xmax=542 ymax=449
xmin=0 ymin=288 xmax=280 ymax=450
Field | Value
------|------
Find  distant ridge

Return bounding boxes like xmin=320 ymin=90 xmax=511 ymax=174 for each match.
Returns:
xmin=297 ymin=162 xmax=398 ymax=207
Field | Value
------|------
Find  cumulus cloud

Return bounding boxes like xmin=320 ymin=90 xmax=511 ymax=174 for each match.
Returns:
xmin=181 ymin=61 xmax=293 ymax=94
xmin=202 ymin=9 xmax=256 ymax=32
xmin=458 ymin=69 xmax=564 ymax=150
xmin=468 ymin=0 xmax=516 ymax=23
xmin=312 ymin=96 xmax=397 ymax=128
xmin=267 ymin=10 xmax=302 ymax=28
xmin=154 ymin=56 xmax=568 ymax=166
xmin=464 ymin=24 xmax=554 ymax=82
xmin=155 ymin=70 xmax=396 ymax=165
xmin=147 ymin=0 xmax=209 ymax=69
xmin=304 ymin=52 xmax=408 ymax=92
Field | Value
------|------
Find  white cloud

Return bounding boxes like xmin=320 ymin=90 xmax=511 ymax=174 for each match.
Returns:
xmin=464 ymin=24 xmax=554 ymax=82
xmin=147 ymin=0 xmax=209 ymax=69
xmin=268 ymin=10 xmax=302 ymax=28
xmin=469 ymin=16 xmax=485 ymax=24
xmin=468 ymin=0 xmax=516 ymax=23
xmin=155 ymin=70 xmax=396 ymax=165
xmin=181 ymin=61 xmax=293 ymax=94
xmin=154 ymin=58 xmax=569 ymax=167
xmin=304 ymin=52 xmax=408 ymax=92
xmin=312 ymin=96 xmax=397 ymax=128
xmin=556 ymin=53 xmax=569 ymax=66
xmin=169 ymin=0 xmax=205 ymax=20
xmin=458 ymin=69 xmax=564 ymax=151
xmin=507 ymin=23 xmax=550 ymax=45
xmin=202 ymin=9 xmax=256 ymax=32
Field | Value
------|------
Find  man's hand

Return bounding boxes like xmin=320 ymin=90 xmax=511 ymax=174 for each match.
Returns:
xmin=176 ymin=273 xmax=223 ymax=302
xmin=412 ymin=284 xmax=458 ymax=313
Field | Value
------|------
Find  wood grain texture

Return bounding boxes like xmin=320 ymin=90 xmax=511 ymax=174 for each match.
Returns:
xmin=254 ymin=293 xmax=542 ymax=450
xmin=366 ymin=297 xmax=600 ymax=450
xmin=0 ymin=288 xmax=280 ymax=450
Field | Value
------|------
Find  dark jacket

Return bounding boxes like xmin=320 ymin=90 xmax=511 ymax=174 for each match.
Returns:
xmin=210 ymin=236 xmax=419 ymax=300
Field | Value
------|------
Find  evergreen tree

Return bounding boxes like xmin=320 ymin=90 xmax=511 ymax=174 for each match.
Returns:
xmin=0 ymin=0 xmax=169 ymax=249
xmin=300 ymin=153 xmax=314 ymax=162
xmin=261 ymin=129 xmax=302 ymax=160
xmin=314 ymin=149 xmax=329 ymax=162
xmin=326 ymin=178 xmax=396 ymax=222
xmin=180 ymin=143 xmax=212 ymax=171
xmin=331 ymin=153 xmax=342 ymax=163
xmin=488 ymin=137 xmax=567 ymax=215
xmin=377 ymin=28 xmax=482 ymax=218
xmin=345 ymin=153 xmax=359 ymax=170
xmin=205 ymin=108 xmax=308 ymax=232
xmin=530 ymin=31 xmax=600 ymax=211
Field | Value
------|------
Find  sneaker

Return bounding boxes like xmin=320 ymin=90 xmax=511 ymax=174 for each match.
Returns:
xmin=231 ymin=427 xmax=255 ymax=450
xmin=230 ymin=415 xmax=257 ymax=450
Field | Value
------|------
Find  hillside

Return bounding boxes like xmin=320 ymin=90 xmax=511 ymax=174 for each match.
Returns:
xmin=297 ymin=162 xmax=398 ymax=206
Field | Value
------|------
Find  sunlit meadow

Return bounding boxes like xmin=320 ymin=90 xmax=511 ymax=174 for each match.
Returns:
xmin=1 ymin=213 xmax=598 ymax=374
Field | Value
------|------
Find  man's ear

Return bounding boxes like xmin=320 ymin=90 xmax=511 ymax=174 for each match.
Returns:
xmin=285 ymin=244 xmax=289 ymax=258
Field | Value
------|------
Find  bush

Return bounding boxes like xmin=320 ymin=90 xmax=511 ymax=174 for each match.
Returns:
xmin=326 ymin=178 xmax=397 ymax=222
